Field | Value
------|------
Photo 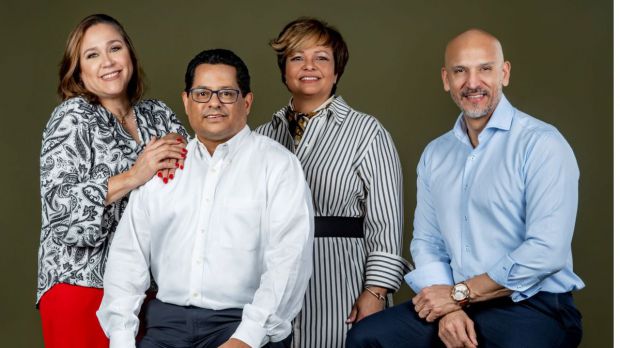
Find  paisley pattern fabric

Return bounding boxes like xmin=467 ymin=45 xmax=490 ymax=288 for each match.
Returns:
xmin=36 ymin=96 xmax=188 ymax=304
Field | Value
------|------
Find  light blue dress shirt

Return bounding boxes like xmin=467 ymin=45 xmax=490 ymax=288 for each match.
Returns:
xmin=404 ymin=95 xmax=585 ymax=302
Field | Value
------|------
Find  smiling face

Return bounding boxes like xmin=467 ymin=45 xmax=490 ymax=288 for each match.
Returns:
xmin=284 ymin=43 xmax=337 ymax=104
xmin=79 ymin=23 xmax=133 ymax=104
xmin=182 ymin=63 xmax=253 ymax=153
xmin=441 ymin=30 xmax=511 ymax=120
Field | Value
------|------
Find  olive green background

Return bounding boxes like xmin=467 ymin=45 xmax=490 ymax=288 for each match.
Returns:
xmin=0 ymin=0 xmax=611 ymax=346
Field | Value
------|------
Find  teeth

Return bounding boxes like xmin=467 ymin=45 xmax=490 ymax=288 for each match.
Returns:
xmin=101 ymin=71 xmax=120 ymax=79
xmin=301 ymin=77 xmax=319 ymax=81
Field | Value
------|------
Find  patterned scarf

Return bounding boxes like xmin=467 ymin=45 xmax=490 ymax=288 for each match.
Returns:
xmin=286 ymin=109 xmax=317 ymax=148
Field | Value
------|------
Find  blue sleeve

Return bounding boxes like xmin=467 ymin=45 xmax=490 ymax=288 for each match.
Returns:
xmin=487 ymin=131 xmax=579 ymax=301
xmin=405 ymin=145 xmax=454 ymax=294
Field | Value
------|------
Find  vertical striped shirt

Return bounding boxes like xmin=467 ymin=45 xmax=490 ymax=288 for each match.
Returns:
xmin=255 ymin=96 xmax=411 ymax=347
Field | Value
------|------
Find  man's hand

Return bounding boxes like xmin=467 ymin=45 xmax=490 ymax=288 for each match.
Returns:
xmin=438 ymin=310 xmax=478 ymax=348
xmin=346 ymin=286 xmax=387 ymax=324
xmin=412 ymin=285 xmax=461 ymax=322
xmin=218 ymin=338 xmax=251 ymax=348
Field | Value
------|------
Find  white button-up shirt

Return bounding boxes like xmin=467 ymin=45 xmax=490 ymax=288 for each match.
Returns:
xmin=97 ymin=126 xmax=314 ymax=348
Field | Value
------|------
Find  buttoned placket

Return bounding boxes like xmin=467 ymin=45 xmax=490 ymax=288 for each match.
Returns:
xmin=459 ymin=127 xmax=494 ymax=279
xmin=295 ymin=112 xmax=327 ymax=160
xmin=187 ymin=144 xmax=229 ymax=306
xmin=461 ymin=148 xmax=477 ymax=278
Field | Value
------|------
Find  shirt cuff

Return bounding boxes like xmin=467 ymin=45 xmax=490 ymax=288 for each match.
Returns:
xmin=365 ymin=251 xmax=413 ymax=291
xmin=231 ymin=318 xmax=268 ymax=348
xmin=109 ymin=330 xmax=136 ymax=348
xmin=405 ymin=261 xmax=454 ymax=294
xmin=487 ymin=255 xmax=542 ymax=302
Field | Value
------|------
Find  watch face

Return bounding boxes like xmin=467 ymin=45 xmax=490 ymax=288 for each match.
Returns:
xmin=454 ymin=290 xmax=467 ymax=301
xmin=452 ymin=283 xmax=470 ymax=301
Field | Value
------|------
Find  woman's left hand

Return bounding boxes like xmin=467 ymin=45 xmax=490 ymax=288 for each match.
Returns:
xmin=346 ymin=286 xmax=387 ymax=324
xmin=157 ymin=133 xmax=187 ymax=183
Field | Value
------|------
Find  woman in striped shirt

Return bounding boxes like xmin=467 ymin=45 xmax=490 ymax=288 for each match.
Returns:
xmin=255 ymin=17 xmax=411 ymax=348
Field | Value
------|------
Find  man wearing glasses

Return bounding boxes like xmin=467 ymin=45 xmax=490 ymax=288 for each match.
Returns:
xmin=97 ymin=49 xmax=314 ymax=348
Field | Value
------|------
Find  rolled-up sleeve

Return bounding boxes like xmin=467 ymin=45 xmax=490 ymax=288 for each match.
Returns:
xmin=487 ymin=131 xmax=579 ymax=301
xmin=358 ymin=128 xmax=412 ymax=291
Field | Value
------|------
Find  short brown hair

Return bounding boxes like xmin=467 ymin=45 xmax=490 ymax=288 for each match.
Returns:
xmin=270 ymin=17 xmax=349 ymax=95
xmin=57 ymin=14 xmax=145 ymax=104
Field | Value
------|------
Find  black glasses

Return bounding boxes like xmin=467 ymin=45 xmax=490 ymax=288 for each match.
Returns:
xmin=188 ymin=88 xmax=240 ymax=104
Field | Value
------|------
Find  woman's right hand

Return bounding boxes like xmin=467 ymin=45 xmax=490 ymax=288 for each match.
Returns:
xmin=129 ymin=136 xmax=186 ymax=186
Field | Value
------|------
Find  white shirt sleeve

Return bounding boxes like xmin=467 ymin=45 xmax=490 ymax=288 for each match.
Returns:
xmin=231 ymin=154 xmax=314 ymax=347
xmin=96 ymin=186 xmax=152 ymax=348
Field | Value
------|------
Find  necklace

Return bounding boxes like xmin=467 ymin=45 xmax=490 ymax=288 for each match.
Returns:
xmin=118 ymin=108 xmax=136 ymax=126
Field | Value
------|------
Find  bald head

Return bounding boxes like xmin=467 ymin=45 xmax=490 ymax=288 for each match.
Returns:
xmin=444 ymin=29 xmax=504 ymax=68
xmin=440 ymin=29 xmax=511 ymax=121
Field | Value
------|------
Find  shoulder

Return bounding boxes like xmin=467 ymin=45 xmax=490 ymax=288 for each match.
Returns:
xmin=511 ymin=110 xmax=573 ymax=153
xmin=44 ymin=97 xmax=98 ymax=133
xmin=136 ymin=99 xmax=174 ymax=114
xmin=509 ymin=111 xmax=578 ymax=174
xmin=254 ymin=121 xmax=274 ymax=135
xmin=250 ymin=132 xmax=295 ymax=159
xmin=331 ymin=97 xmax=392 ymax=138
xmin=50 ymin=96 xmax=96 ymax=121
xmin=513 ymin=110 xmax=560 ymax=136
xmin=256 ymin=105 xmax=288 ymax=134
xmin=418 ymin=129 xmax=457 ymax=165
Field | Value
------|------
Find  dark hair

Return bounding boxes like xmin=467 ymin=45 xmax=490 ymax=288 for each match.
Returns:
xmin=58 ymin=14 xmax=145 ymax=104
xmin=184 ymin=49 xmax=251 ymax=96
xmin=270 ymin=17 xmax=349 ymax=95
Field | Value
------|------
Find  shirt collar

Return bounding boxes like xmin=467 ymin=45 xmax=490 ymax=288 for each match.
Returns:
xmin=195 ymin=125 xmax=250 ymax=161
xmin=452 ymin=94 xmax=514 ymax=143
xmin=272 ymin=95 xmax=349 ymax=127
xmin=287 ymin=95 xmax=335 ymax=115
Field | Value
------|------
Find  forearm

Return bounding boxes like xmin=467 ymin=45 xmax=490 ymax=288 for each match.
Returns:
xmin=105 ymin=169 xmax=140 ymax=205
xmin=365 ymin=285 xmax=388 ymax=297
xmin=466 ymin=273 xmax=512 ymax=303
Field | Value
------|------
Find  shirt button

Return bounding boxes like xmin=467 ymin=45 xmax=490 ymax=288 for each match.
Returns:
xmin=195 ymin=259 xmax=201 ymax=264
xmin=192 ymin=292 xmax=199 ymax=298
xmin=205 ymin=197 xmax=211 ymax=202
xmin=200 ymin=229 xmax=205 ymax=234
xmin=464 ymin=215 xmax=468 ymax=222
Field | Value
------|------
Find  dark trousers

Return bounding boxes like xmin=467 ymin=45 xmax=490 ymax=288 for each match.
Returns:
xmin=138 ymin=299 xmax=292 ymax=348
xmin=346 ymin=292 xmax=582 ymax=348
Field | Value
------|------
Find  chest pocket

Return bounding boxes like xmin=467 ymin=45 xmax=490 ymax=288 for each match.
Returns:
xmin=218 ymin=199 xmax=262 ymax=250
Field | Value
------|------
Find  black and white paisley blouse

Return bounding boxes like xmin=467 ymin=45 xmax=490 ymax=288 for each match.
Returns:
xmin=36 ymin=96 xmax=188 ymax=304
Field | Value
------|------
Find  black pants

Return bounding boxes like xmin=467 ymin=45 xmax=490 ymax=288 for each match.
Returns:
xmin=346 ymin=292 xmax=582 ymax=348
xmin=138 ymin=299 xmax=292 ymax=348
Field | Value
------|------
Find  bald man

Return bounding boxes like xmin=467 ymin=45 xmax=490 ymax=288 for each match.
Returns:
xmin=346 ymin=29 xmax=584 ymax=348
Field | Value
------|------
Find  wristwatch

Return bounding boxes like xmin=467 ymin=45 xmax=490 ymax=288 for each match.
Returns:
xmin=451 ymin=282 xmax=471 ymax=307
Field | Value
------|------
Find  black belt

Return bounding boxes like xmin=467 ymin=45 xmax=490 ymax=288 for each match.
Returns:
xmin=314 ymin=216 xmax=364 ymax=238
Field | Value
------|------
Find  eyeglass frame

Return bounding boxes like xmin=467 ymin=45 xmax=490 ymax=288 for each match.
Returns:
xmin=187 ymin=87 xmax=241 ymax=104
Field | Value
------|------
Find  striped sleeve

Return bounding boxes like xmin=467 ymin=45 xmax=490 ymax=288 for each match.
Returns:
xmin=357 ymin=126 xmax=412 ymax=291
